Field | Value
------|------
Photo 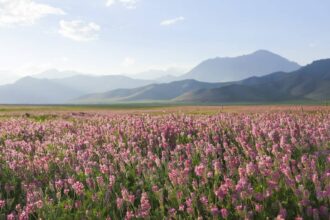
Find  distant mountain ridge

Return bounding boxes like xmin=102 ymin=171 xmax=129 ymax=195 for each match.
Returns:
xmin=77 ymin=80 xmax=228 ymax=103
xmin=53 ymin=75 xmax=152 ymax=94
xmin=180 ymin=50 xmax=301 ymax=82
xmin=0 ymin=77 xmax=81 ymax=104
xmin=76 ymin=59 xmax=330 ymax=104
xmin=175 ymin=59 xmax=330 ymax=102
xmin=1 ymin=50 xmax=328 ymax=105
xmin=0 ymin=74 xmax=152 ymax=104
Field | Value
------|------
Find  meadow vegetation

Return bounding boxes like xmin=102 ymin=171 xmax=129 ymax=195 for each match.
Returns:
xmin=0 ymin=106 xmax=329 ymax=219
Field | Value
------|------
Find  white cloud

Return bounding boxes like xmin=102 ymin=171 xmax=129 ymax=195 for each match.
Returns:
xmin=160 ymin=16 xmax=185 ymax=26
xmin=122 ymin=57 xmax=136 ymax=66
xmin=59 ymin=20 xmax=101 ymax=42
xmin=0 ymin=0 xmax=65 ymax=27
xmin=120 ymin=0 xmax=138 ymax=9
xmin=106 ymin=0 xmax=138 ymax=9
xmin=106 ymin=0 xmax=116 ymax=7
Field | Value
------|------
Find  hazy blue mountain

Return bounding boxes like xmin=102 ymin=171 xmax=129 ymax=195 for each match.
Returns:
xmin=180 ymin=50 xmax=301 ymax=82
xmin=1 ymin=56 xmax=328 ymax=105
xmin=32 ymin=69 xmax=153 ymax=93
xmin=176 ymin=59 xmax=330 ymax=102
xmin=0 ymin=77 xmax=81 ymax=104
xmin=75 ymin=80 xmax=227 ymax=103
xmin=0 ymin=74 xmax=152 ymax=104
xmin=76 ymin=58 xmax=330 ymax=104
xmin=53 ymin=75 xmax=152 ymax=94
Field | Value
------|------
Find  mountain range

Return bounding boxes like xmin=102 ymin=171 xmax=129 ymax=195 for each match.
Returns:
xmin=76 ymin=59 xmax=330 ymax=104
xmin=77 ymin=80 xmax=227 ymax=103
xmin=0 ymin=50 xmax=328 ymax=104
xmin=0 ymin=75 xmax=152 ymax=104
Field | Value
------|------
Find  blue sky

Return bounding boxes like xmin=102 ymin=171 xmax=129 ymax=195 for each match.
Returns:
xmin=0 ymin=0 xmax=330 ymax=79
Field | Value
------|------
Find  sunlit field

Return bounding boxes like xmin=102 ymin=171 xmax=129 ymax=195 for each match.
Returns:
xmin=0 ymin=105 xmax=329 ymax=219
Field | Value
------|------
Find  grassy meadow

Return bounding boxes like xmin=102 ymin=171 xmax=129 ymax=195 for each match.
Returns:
xmin=0 ymin=105 xmax=329 ymax=219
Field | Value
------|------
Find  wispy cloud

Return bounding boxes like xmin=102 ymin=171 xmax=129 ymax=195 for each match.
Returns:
xmin=106 ymin=0 xmax=116 ymax=7
xmin=59 ymin=20 xmax=101 ymax=42
xmin=0 ymin=0 xmax=65 ymax=27
xmin=160 ymin=16 xmax=185 ymax=26
xmin=106 ymin=0 xmax=138 ymax=9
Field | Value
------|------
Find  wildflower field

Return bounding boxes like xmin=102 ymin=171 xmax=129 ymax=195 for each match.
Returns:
xmin=0 ymin=106 xmax=329 ymax=219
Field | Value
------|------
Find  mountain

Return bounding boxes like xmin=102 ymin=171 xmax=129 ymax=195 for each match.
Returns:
xmin=75 ymin=80 xmax=227 ymax=103
xmin=53 ymin=75 xmax=152 ymax=94
xmin=76 ymin=59 xmax=330 ymax=104
xmin=1 ymin=55 xmax=328 ymax=105
xmin=0 ymin=74 xmax=152 ymax=104
xmin=180 ymin=50 xmax=301 ymax=82
xmin=175 ymin=59 xmax=330 ymax=102
xmin=32 ymin=69 xmax=152 ymax=93
xmin=0 ymin=77 xmax=81 ymax=104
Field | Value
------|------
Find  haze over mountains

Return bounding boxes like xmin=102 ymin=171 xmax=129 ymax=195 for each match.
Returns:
xmin=0 ymin=75 xmax=152 ymax=104
xmin=33 ymin=69 xmax=82 ymax=79
xmin=0 ymin=50 xmax=329 ymax=104
xmin=0 ymin=77 xmax=82 ymax=104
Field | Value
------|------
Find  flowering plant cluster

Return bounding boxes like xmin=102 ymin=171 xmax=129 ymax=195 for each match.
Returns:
xmin=0 ymin=111 xmax=329 ymax=219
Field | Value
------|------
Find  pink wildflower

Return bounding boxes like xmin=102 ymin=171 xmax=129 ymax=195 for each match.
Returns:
xmin=194 ymin=163 xmax=205 ymax=177
xmin=221 ymin=208 xmax=228 ymax=218
xmin=72 ymin=181 xmax=84 ymax=196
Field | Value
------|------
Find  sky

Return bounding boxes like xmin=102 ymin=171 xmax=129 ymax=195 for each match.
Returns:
xmin=0 ymin=0 xmax=330 ymax=82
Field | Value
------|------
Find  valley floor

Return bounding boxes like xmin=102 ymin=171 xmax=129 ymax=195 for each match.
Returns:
xmin=0 ymin=104 xmax=329 ymax=115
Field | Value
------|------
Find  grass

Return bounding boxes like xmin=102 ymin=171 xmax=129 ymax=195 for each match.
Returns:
xmin=0 ymin=103 xmax=329 ymax=117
